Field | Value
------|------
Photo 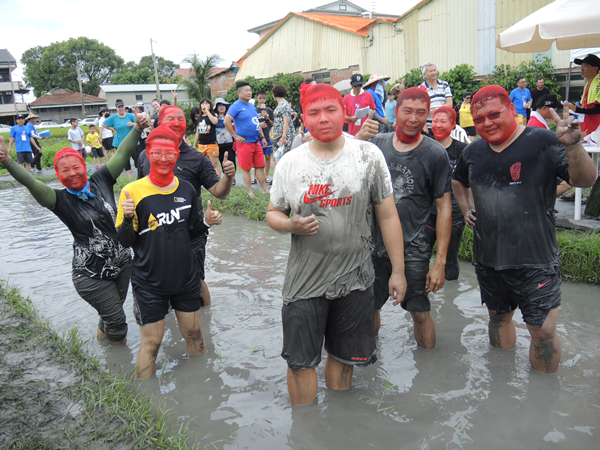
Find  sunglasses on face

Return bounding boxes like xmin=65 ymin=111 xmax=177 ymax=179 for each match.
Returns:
xmin=150 ymin=152 xmax=177 ymax=161
xmin=473 ymin=106 xmax=506 ymax=125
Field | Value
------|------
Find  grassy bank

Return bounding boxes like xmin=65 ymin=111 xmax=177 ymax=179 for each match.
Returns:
xmin=0 ymin=280 xmax=203 ymax=449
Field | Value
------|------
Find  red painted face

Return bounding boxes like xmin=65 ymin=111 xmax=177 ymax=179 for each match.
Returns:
xmin=431 ymin=112 xmax=454 ymax=140
xmin=395 ymin=99 xmax=428 ymax=143
xmin=301 ymin=98 xmax=344 ymax=143
xmin=160 ymin=107 xmax=187 ymax=142
xmin=148 ymin=139 xmax=180 ymax=187
xmin=56 ymin=155 xmax=88 ymax=190
xmin=473 ymin=98 xmax=517 ymax=145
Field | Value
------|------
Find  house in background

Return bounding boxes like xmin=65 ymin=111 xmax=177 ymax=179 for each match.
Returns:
xmin=0 ymin=49 xmax=30 ymax=126
xmin=28 ymin=88 xmax=106 ymax=123
xmin=97 ymin=84 xmax=188 ymax=112
xmin=236 ymin=0 xmax=571 ymax=85
xmin=208 ymin=62 xmax=239 ymax=98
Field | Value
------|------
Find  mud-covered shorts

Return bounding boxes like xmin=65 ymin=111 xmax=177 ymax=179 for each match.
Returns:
xmin=373 ymin=255 xmax=430 ymax=312
xmin=281 ymin=286 xmax=377 ymax=369
xmin=474 ymin=262 xmax=562 ymax=328
xmin=132 ymin=280 xmax=203 ymax=326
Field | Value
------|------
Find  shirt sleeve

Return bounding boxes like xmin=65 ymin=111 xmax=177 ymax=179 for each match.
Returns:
xmin=453 ymin=151 xmax=470 ymax=187
xmin=199 ymin=155 xmax=221 ymax=190
xmin=103 ymin=116 xmax=114 ymax=128
xmin=269 ymin=158 xmax=291 ymax=211
xmin=432 ymin=149 xmax=452 ymax=198
xmin=444 ymin=82 xmax=453 ymax=98
xmin=369 ymin=145 xmax=393 ymax=204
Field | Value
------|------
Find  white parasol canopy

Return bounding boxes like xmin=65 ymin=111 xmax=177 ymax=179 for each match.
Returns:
xmin=496 ymin=0 xmax=600 ymax=53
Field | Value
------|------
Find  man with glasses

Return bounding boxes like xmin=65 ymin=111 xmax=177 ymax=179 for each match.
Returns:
xmin=459 ymin=92 xmax=476 ymax=141
xmin=102 ymin=99 xmax=136 ymax=177
xmin=452 ymin=85 xmax=597 ymax=373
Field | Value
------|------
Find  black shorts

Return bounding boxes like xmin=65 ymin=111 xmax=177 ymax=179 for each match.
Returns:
xmin=191 ymin=232 xmax=208 ymax=280
xmin=102 ymin=137 xmax=114 ymax=150
xmin=281 ymin=286 xmax=377 ymax=369
xmin=474 ymin=262 xmax=561 ymax=328
xmin=131 ymin=280 xmax=203 ymax=326
xmin=91 ymin=147 xmax=104 ymax=158
xmin=373 ymin=254 xmax=430 ymax=312
xmin=17 ymin=152 xmax=33 ymax=164
xmin=463 ymin=126 xmax=476 ymax=136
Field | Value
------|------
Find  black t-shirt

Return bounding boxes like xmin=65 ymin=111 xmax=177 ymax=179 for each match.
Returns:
xmin=196 ymin=115 xmax=217 ymax=146
xmin=138 ymin=141 xmax=221 ymax=220
xmin=453 ymin=127 xmax=570 ymax=270
xmin=429 ymin=138 xmax=468 ymax=223
xmin=52 ymin=165 xmax=131 ymax=279
xmin=115 ymin=177 xmax=200 ymax=294
xmin=256 ymin=106 xmax=274 ymax=142
xmin=369 ymin=133 xmax=451 ymax=260
xmin=530 ymin=86 xmax=550 ymax=111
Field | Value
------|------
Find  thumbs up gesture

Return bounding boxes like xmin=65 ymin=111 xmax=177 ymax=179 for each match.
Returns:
xmin=221 ymin=151 xmax=236 ymax=177
xmin=205 ymin=200 xmax=222 ymax=226
xmin=122 ymin=190 xmax=136 ymax=218
xmin=355 ymin=109 xmax=380 ymax=141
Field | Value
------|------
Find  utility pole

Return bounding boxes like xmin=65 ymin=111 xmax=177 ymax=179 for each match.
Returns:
xmin=150 ymin=39 xmax=161 ymax=100
xmin=76 ymin=63 xmax=86 ymax=118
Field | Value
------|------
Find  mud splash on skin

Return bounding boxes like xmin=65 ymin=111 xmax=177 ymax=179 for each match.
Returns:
xmin=1 ymin=185 xmax=600 ymax=449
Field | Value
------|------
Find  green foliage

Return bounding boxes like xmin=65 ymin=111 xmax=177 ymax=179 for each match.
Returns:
xmin=112 ymin=55 xmax=178 ymax=85
xmin=392 ymin=68 xmax=423 ymax=90
xmin=439 ymin=64 xmax=480 ymax=107
xmin=178 ymin=54 xmax=222 ymax=102
xmin=224 ymin=73 xmax=305 ymax=113
xmin=481 ymin=56 xmax=559 ymax=99
xmin=21 ymin=38 xmax=124 ymax=97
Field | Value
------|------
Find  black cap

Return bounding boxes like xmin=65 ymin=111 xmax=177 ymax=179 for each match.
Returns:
xmin=574 ymin=53 xmax=600 ymax=68
xmin=16 ymin=114 xmax=25 ymax=120
xmin=350 ymin=74 xmax=364 ymax=87
xmin=537 ymin=94 xmax=560 ymax=109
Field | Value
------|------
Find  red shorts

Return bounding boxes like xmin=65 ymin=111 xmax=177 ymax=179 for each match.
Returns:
xmin=236 ymin=141 xmax=265 ymax=170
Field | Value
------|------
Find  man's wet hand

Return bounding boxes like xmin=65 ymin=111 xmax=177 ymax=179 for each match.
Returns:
xmin=355 ymin=111 xmax=379 ymax=141
xmin=289 ymin=207 xmax=319 ymax=236
xmin=551 ymin=107 xmax=581 ymax=147
xmin=390 ymin=271 xmax=407 ymax=306
xmin=465 ymin=209 xmax=476 ymax=229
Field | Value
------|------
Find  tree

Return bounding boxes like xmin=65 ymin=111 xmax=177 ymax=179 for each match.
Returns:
xmin=178 ymin=54 xmax=222 ymax=102
xmin=111 ymin=55 xmax=179 ymax=84
xmin=392 ymin=68 xmax=424 ymax=91
xmin=22 ymin=37 xmax=124 ymax=97
xmin=224 ymin=73 xmax=305 ymax=113
xmin=482 ymin=56 xmax=559 ymax=99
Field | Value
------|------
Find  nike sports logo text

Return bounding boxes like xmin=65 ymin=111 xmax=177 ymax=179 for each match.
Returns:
xmin=303 ymin=184 xmax=338 ymax=204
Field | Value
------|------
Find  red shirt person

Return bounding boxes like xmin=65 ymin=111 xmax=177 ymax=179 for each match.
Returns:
xmin=343 ymin=74 xmax=376 ymax=136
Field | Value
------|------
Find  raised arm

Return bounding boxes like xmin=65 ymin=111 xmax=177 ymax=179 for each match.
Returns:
xmin=106 ymin=111 xmax=151 ymax=179
xmin=0 ymin=136 xmax=56 ymax=208
xmin=550 ymin=107 xmax=598 ymax=187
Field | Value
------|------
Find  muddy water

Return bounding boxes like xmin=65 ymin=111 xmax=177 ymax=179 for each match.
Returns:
xmin=1 ymin=184 xmax=599 ymax=450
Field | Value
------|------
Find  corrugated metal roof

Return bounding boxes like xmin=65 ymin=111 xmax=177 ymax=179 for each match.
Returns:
xmin=294 ymin=13 xmax=375 ymax=36
xmin=98 ymin=84 xmax=180 ymax=93
xmin=0 ymin=49 xmax=17 ymax=66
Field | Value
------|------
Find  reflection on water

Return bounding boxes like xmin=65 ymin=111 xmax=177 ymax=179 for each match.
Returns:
xmin=1 ymin=184 xmax=599 ymax=449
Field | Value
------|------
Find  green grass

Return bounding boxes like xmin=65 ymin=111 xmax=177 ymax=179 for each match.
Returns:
xmin=0 ymin=279 xmax=206 ymax=449
xmin=201 ymin=186 xmax=271 ymax=221
xmin=458 ymin=226 xmax=600 ymax=284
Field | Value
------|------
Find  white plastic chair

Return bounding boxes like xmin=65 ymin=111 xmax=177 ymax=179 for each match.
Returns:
xmin=451 ymin=125 xmax=470 ymax=144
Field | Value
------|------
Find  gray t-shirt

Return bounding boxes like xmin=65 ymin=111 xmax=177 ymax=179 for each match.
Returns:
xmin=270 ymin=138 xmax=393 ymax=304
xmin=369 ymin=133 xmax=451 ymax=260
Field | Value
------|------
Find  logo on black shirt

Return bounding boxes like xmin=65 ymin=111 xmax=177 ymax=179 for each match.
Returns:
xmin=510 ymin=162 xmax=522 ymax=185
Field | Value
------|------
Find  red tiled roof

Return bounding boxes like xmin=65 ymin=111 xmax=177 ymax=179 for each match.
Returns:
xmin=174 ymin=68 xmax=192 ymax=76
xmin=239 ymin=12 xmax=378 ymax=63
xmin=209 ymin=67 xmax=229 ymax=78
xmin=29 ymin=92 xmax=106 ymax=107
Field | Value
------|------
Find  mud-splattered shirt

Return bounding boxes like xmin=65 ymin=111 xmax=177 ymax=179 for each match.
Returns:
xmin=369 ymin=133 xmax=451 ymax=260
xmin=270 ymin=138 xmax=393 ymax=304
xmin=52 ymin=165 xmax=131 ymax=279
xmin=453 ymin=127 xmax=570 ymax=269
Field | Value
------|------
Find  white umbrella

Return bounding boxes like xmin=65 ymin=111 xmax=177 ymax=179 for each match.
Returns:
xmin=496 ymin=0 xmax=600 ymax=53
xmin=333 ymin=79 xmax=352 ymax=96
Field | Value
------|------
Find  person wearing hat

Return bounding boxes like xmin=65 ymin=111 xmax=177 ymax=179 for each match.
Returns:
xmin=25 ymin=113 xmax=44 ymax=172
xmin=342 ymin=74 xmax=376 ymax=136
xmin=101 ymin=99 xmax=136 ymax=177
xmin=363 ymin=73 xmax=391 ymax=125
xmin=214 ymin=97 xmax=236 ymax=177
xmin=8 ymin=114 xmax=40 ymax=173
xmin=564 ymin=54 xmax=600 ymax=136
xmin=528 ymin=94 xmax=573 ymax=199
xmin=420 ymin=63 xmax=453 ymax=133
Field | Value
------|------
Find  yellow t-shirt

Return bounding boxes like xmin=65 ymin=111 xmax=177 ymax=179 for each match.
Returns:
xmin=460 ymin=103 xmax=474 ymax=128
xmin=86 ymin=132 xmax=101 ymax=148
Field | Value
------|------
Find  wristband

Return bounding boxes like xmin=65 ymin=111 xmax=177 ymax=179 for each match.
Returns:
xmin=203 ymin=218 xmax=211 ymax=229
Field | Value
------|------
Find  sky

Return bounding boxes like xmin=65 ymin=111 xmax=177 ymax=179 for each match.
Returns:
xmin=0 ymin=0 xmax=420 ymax=99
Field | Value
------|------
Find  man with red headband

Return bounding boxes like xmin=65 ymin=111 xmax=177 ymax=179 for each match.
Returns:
xmin=116 ymin=126 xmax=222 ymax=379
xmin=137 ymin=105 xmax=235 ymax=307
xmin=452 ymin=85 xmax=597 ymax=373
xmin=355 ymin=87 xmax=452 ymax=349
xmin=266 ymin=83 xmax=407 ymax=406
xmin=0 ymin=111 xmax=151 ymax=347
xmin=427 ymin=106 xmax=468 ymax=281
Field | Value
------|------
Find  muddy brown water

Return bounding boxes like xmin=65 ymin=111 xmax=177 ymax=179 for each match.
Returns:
xmin=1 ymin=184 xmax=599 ymax=449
